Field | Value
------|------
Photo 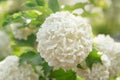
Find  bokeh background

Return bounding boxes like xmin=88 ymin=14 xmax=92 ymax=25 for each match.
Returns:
xmin=0 ymin=0 xmax=120 ymax=80
xmin=0 ymin=0 xmax=120 ymax=41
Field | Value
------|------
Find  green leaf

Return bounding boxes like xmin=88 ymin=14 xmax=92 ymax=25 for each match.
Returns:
xmin=50 ymin=69 xmax=76 ymax=80
xmin=85 ymin=48 xmax=102 ymax=69
xmin=24 ymin=0 xmax=45 ymax=7
xmin=42 ymin=62 xmax=52 ymax=76
xmin=3 ymin=7 xmax=51 ymax=27
xmin=15 ymin=34 xmax=36 ymax=47
xmin=24 ymin=0 xmax=38 ymax=7
xmin=19 ymin=50 xmax=43 ymax=65
xmin=2 ymin=12 xmax=24 ymax=26
xmin=35 ymin=0 xmax=45 ymax=6
xmin=62 ymin=3 xmax=88 ymax=12
xmin=48 ymin=0 xmax=60 ymax=12
xmin=0 ymin=0 xmax=7 ymax=2
xmin=12 ymin=45 xmax=32 ymax=56
xmin=22 ymin=10 xmax=41 ymax=19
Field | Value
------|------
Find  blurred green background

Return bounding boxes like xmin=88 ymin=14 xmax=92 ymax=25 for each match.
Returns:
xmin=0 ymin=0 xmax=120 ymax=41
xmin=0 ymin=0 xmax=119 ymax=79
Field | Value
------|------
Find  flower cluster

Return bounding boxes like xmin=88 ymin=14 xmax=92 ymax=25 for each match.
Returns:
xmin=76 ymin=54 xmax=110 ymax=80
xmin=94 ymin=35 xmax=119 ymax=59
xmin=0 ymin=56 xmax=39 ymax=80
xmin=94 ymin=34 xmax=120 ymax=77
xmin=36 ymin=11 xmax=92 ymax=70
xmin=10 ymin=23 xmax=36 ymax=40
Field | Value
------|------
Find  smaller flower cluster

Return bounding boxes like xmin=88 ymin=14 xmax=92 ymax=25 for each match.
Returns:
xmin=94 ymin=34 xmax=120 ymax=77
xmin=76 ymin=52 xmax=110 ymax=80
xmin=0 ymin=56 xmax=39 ymax=80
xmin=10 ymin=23 xmax=36 ymax=40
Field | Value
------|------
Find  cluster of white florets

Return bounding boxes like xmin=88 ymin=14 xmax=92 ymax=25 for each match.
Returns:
xmin=76 ymin=53 xmax=110 ymax=80
xmin=0 ymin=56 xmax=39 ymax=80
xmin=94 ymin=35 xmax=117 ymax=60
xmin=94 ymin=34 xmax=120 ymax=77
xmin=0 ymin=31 xmax=12 ymax=58
xmin=36 ymin=11 xmax=92 ymax=71
xmin=10 ymin=23 xmax=36 ymax=40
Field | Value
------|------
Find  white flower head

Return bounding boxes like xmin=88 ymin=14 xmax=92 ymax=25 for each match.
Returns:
xmin=10 ymin=23 xmax=36 ymax=40
xmin=76 ymin=54 xmax=110 ymax=80
xmin=0 ymin=31 xmax=12 ymax=58
xmin=77 ymin=64 xmax=109 ymax=80
xmin=93 ymin=34 xmax=115 ymax=60
xmin=0 ymin=56 xmax=39 ymax=80
xmin=94 ymin=34 xmax=120 ymax=77
xmin=36 ymin=11 xmax=92 ymax=70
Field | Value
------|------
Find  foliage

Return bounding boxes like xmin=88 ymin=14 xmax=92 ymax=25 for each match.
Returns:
xmin=49 ymin=69 xmax=76 ymax=80
xmin=19 ymin=50 xmax=43 ymax=65
xmin=48 ymin=0 xmax=60 ymax=12
xmin=0 ymin=0 xmax=119 ymax=80
xmin=85 ymin=48 xmax=102 ymax=69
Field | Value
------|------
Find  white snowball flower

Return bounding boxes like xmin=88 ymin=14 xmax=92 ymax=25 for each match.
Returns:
xmin=76 ymin=54 xmax=110 ymax=80
xmin=36 ymin=11 xmax=92 ymax=70
xmin=94 ymin=34 xmax=120 ymax=77
xmin=10 ymin=23 xmax=36 ymax=40
xmin=93 ymin=34 xmax=115 ymax=60
xmin=0 ymin=31 xmax=12 ymax=58
xmin=93 ymin=34 xmax=120 ymax=59
xmin=0 ymin=56 xmax=39 ymax=80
